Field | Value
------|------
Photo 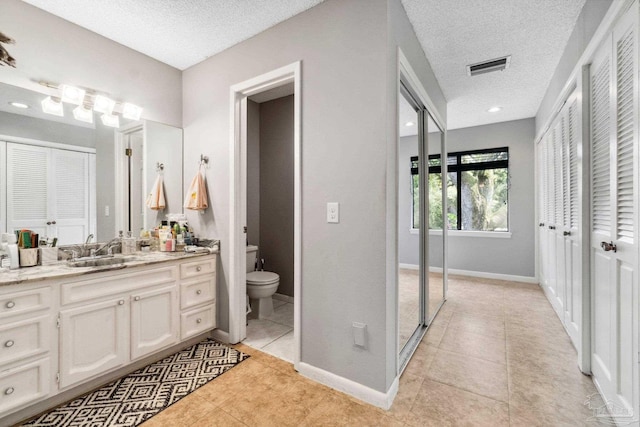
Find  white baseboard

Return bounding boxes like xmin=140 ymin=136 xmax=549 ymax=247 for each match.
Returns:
xmin=297 ymin=362 xmax=399 ymax=410
xmin=444 ymin=267 xmax=538 ymax=284
xmin=210 ymin=328 xmax=231 ymax=344
xmin=400 ymin=264 xmax=538 ymax=284
xmin=274 ymin=293 xmax=294 ymax=303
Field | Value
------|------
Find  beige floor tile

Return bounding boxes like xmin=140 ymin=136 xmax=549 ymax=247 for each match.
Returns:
xmin=388 ymin=372 xmax=424 ymax=423
xmin=403 ymin=342 xmax=438 ymax=378
xmin=427 ymin=348 xmax=509 ymax=402
xmin=191 ymin=409 xmax=248 ymax=427
xmin=447 ymin=311 xmax=506 ymax=339
xmin=405 ymin=379 xmax=509 ymax=427
xmin=141 ymin=394 xmax=216 ymax=427
xmin=300 ymin=390 xmax=403 ymax=427
xmin=424 ymin=322 xmax=448 ymax=347
xmin=438 ymin=326 xmax=506 ymax=364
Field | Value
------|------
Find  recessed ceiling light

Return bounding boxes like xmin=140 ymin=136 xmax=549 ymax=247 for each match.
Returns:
xmin=9 ymin=102 xmax=29 ymax=109
xmin=405 ymin=121 xmax=415 ymax=127
xmin=487 ymin=106 xmax=502 ymax=113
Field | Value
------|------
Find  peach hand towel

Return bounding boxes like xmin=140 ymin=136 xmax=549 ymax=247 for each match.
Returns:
xmin=184 ymin=169 xmax=208 ymax=210
xmin=146 ymin=174 xmax=166 ymax=210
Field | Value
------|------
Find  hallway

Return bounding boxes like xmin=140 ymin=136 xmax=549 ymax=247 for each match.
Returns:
xmin=141 ymin=275 xmax=608 ymax=426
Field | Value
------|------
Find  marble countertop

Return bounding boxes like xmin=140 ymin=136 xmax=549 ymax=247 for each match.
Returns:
xmin=0 ymin=249 xmax=218 ymax=287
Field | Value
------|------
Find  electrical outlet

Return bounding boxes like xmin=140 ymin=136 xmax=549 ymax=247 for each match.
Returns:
xmin=327 ymin=202 xmax=339 ymax=223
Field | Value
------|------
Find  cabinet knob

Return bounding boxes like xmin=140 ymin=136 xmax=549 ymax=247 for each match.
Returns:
xmin=196 ymin=266 xmax=202 ymax=272
xmin=118 ymin=300 xmax=125 ymax=305
xmin=4 ymin=340 xmax=14 ymax=348
xmin=5 ymin=301 xmax=15 ymax=309
xmin=46 ymin=221 xmax=52 ymax=226
xmin=196 ymin=290 xmax=202 ymax=295
xmin=548 ymin=225 xmax=556 ymax=230
xmin=4 ymin=387 xmax=14 ymax=395
xmin=196 ymin=318 xmax=202 ymax=324
xmin=563 ymin=231 xmax=571 ymax=236
xmin=51 ymin=221 xmax=56 ymax=225
xmin=134 ymin=296 xmax=140 ymax=301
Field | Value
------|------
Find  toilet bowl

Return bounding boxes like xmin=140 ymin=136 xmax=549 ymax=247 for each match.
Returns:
xmin=246 ymin=245 xmax=279 ymax=319
xmin=247 ymin=271 xmax=280 ymax=319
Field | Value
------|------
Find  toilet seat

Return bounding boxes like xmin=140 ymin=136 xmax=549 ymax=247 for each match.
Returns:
xmin=247 ymin=271 xmax=279 ymax=286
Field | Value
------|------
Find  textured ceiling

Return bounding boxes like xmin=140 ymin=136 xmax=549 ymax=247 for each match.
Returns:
xmin=401 ymin=0 xmax=586 ymax=129
xmin=21 ymin=0 xmax=587 ymax=130
xmin=21 ymin=0 xmax=324 ymax=70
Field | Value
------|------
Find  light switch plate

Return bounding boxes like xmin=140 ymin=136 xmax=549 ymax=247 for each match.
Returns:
xmin=327 ymin=202 xmax=339 ymax=223
xmin=104 ymin=205 xmax=110 ymax=216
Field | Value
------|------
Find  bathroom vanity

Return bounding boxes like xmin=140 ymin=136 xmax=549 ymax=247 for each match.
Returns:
xmin=0 ymin=251 xmax=217 ymax=425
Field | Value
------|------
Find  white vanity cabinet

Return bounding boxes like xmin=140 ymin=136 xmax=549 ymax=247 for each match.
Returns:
xmin=0 ymin=253 xmax=217 ymax=423
xmin=59 ymin=264 xmax=180 ymax=389
xmin=0 ymin=284 xmax=54 ymax=415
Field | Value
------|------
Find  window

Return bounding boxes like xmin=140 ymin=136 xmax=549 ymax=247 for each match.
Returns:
xmin=411 ymin=147 xmax=509 ymax=232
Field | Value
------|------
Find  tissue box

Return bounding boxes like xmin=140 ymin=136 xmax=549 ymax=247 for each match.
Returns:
xmin=39 ymin=247 xmax=58 ymax=266
xmin=19 ymin=248 xmax=39 ymax=267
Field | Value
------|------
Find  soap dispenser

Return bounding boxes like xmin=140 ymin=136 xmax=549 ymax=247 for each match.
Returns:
xmin=1 ymin=233 xmax=19 ymax=270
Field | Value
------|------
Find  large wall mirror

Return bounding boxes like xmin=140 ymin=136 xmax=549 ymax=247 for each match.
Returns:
xmin=0 ymin=82 xmax=183 ymax=245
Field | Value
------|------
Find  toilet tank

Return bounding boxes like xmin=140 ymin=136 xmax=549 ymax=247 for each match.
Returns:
xmin=246 ymin=245 xmax=258 ymax=273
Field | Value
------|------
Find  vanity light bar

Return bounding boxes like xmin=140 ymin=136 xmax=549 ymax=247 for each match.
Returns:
xmin=41 ymin=96 xmax=64 ymax=117
xmin=122 ymin=103 xmax=142 ymax=121
xmin=93 ymin=94 xmax=116 ymax=114
xmin=73 ymin=105 xmax=93 ymax=124
xmin=60 ymin=84 xmax=86 ymax=105
xmin=101 ymin=113 xmax=120 ymax=128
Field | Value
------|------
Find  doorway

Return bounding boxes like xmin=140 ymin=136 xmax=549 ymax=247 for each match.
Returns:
xmin=229 ymin=62 xmax=302 ymax=368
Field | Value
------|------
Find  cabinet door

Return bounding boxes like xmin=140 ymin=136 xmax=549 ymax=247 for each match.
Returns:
xmin=130 ymin=286 xmax=178 ymax=360
xmin=59 ymin=298 xmax=128 ymax=389
xmin=6 ymin=143 xmax=50 ymax=237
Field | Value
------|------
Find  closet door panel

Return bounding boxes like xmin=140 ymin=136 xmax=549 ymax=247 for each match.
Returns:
xmin=6 ymin=143 xmax=50 ymax=237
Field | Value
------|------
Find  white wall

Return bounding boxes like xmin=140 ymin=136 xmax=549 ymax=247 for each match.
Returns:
xmin=1 ymin=0 xmax=182 ymax=128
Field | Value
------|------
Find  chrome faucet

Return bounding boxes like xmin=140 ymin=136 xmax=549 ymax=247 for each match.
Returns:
xmin=85 ymin=234 xmax=94 ymax=244
xmin=95 ymin=237 xmax=122 ymax=256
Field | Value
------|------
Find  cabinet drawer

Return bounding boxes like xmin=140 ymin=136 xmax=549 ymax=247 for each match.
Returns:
xmin=0 ymin=357 xmax=50 ymax=414
xmin=180 ymin=257 xmax=215 ymax=280
xmin=0 ymin=316 xmax=50 ymax=367
xmin=181 ymin=304 xmax=216 ymax=340
xmin=0 ymin=287 xmax=51 ymax=320
xmin=180 ymin=277 xmax=215 ymax=310
xmin=61 ymin=266 xmax=177 ymax=305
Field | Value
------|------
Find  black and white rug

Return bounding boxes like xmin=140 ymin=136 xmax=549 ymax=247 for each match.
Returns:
xmin=24 ymin=339 xmax=249 ymax=427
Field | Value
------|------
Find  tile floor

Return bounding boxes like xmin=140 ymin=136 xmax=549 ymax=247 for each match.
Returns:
xmin=398 ymin=270 xmax=445 ymax=350
xmin=243 ymin=298 xmax=294 ymax=362
xmin=141 ymin=276 xmax=612 ymax=426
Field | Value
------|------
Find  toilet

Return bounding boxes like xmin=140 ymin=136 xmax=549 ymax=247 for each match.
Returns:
xmin=246 ymin=245 xmax=280 ymax=319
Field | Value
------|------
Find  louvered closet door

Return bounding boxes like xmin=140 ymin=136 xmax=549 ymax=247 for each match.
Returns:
xmin=537 ymin=140 xmax=547 ymax=287
xmin=51 ymin=149 xmax=90 ymax=245
xmin=564 ymin=94 xmax=582 ymax=347
xmin=545 ymin=130 xmax=558 ymax=304
xmin=6 ymin=143 xmax=50 ymax=238
xmin=553 ymin=114 xmax=567 ymax=315
xmin=591 ymin=4 xmax=639 ymax=420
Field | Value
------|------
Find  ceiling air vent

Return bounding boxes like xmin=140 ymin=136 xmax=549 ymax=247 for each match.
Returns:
xmin=466 ymin=55 xmax=511 ymax=77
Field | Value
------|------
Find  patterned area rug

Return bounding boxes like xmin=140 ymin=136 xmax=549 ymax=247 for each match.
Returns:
xmin=23 ymin=339 xmax=249 ymax=427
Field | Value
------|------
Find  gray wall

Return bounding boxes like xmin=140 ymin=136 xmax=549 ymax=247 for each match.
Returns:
xmin=183 ymin=0 xmax=446 ymax=393
xmin=423 ymin=119 xmax=536 ymax=277
xmin=259 ymin=96 xmax=294 ymax=297
xmin=0 ymin=111 xmax=97 ymax=148
xmin=247 ymin=101 xmax=261 ymax=248
xmin=536 ymin=0 xmax=612 ymax=135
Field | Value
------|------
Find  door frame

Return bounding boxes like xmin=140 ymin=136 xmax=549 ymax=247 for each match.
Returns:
xmin=114 ymin=123 xmax=145 ymax=235
xmin=228 ymin=61 xmax=302 ymax=368
xmin=396 ymin=49 xmax=448 ymax=373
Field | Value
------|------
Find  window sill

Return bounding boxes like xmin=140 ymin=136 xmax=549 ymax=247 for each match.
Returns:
xmin=428 ymin=230 xmax=512 ymax=239
xmin=409 ymin=228 xmax=420 ymax=235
